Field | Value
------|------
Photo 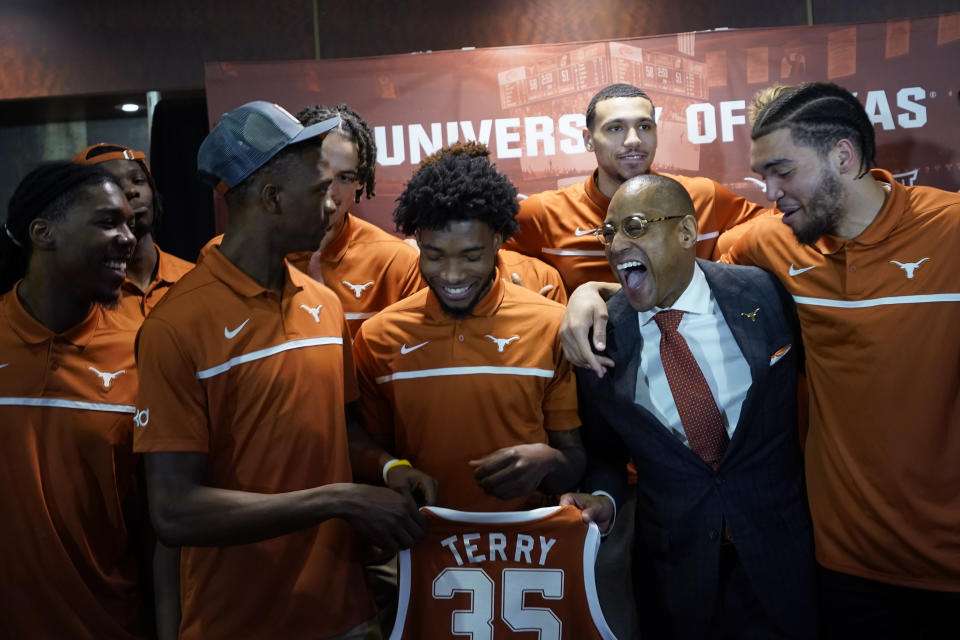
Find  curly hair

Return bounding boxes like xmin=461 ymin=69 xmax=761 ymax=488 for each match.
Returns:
xmin=394 ymin=153 xmax=519 ymax=239
xmin=417 ymin=140 xmax=490 ymax=173
xmin=585 ymin=84 xmax=654 ymax=131
xmin=1 ymin=162 xmax=120 ymax=293
xmin=751 ymin=82 xmax=876 ymax=179
xmin=295 ymin=103 xmax=376 ymax=203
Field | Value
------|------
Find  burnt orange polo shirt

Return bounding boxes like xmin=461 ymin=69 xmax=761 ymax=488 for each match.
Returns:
xmin=504 ymin=171 xmax=768 ymax=295
xmin=288 ymin=214 xmax=424 ymax=337
xmin=353 ymin=271 xmax=579 ymax=512
xmin=0 ymin=288 xmax=143 ymax=639
xmin=497 ymin=249 xmax=568 ymax=305
xmin=723 ymin=169 xmax=960 ymax=591
xmin=114 ymin=244 xmax=194 ymax=320
xmin=133 ymin=247 xmax=373 ymax=639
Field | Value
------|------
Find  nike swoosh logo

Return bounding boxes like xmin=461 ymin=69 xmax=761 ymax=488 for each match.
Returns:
xmin=400 ymin=341 xmax=429 ymax=355
xmin=0 ymin=363 xmax=7 ymax=369
xmin=224 ymin=318 xmax=250 ymax=339
xmin=574 ymin=227 xmax=598 ymax=236
xmin=788 ymin=264 xmax=817 ymax=276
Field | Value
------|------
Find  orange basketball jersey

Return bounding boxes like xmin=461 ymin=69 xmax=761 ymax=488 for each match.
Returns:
xmin=390 ymin=506 xmax=615 ymax=639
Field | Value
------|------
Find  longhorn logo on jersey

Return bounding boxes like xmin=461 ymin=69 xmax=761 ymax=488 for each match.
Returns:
xmin=300 ymin=304 xmax=324 ymax=323
xmin=343 ymin=280 xmax=375 ymax=298
xmin=88 ymin=366 xmax=126 ymax=389
xmin=485 ymin=334 xmax=520 ymax=352
xmin=890 ymin=257 xmax=930 ymax=279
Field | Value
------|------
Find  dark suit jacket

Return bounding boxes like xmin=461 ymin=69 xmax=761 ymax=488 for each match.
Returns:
xmin=578 ymin=259 xmax=818 ymax=640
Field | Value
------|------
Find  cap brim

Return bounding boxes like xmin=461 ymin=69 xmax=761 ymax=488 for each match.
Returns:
xmin=290 ymin=115 xmax=341 ymax=144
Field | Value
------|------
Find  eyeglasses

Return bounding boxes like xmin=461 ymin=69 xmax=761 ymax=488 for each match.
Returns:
xmin=593 ymin=214 xmax=685 ymax=245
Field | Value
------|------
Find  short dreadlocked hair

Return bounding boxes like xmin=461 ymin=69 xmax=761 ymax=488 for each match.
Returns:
xmin=296 ymin=103 xmax=376 ymax=203
xmin=585 ymin=84 xmax=654 ymax=131
xmin=751 ymin=82 xmax=876 ymax=179
xmin=1 ymin=161 xmax=120 ymax=293
xmin=394 ymin=153 xmax=519 ymax=239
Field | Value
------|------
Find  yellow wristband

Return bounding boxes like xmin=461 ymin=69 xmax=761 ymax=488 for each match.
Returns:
xmin=382 ymin=458 xmax=412 ymax=484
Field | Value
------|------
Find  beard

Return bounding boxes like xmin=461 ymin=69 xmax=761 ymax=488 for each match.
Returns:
xmin=429 ymin=270 xmax=496 ymax=319
xmin=790 ymin=168 xmax=845 ymax=245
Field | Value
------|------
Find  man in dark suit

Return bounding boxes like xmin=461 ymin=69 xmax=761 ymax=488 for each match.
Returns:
xmin=561 ymin=174 xmax=817 ymax=639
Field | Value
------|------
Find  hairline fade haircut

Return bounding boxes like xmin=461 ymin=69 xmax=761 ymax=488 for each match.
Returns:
xmin=2 ymin=162 xmax=122 ymax=293
xmin=585 ymin=83 xmax=655 ymax=131
xmin=751 ymin=81 xmax=876 ymax=179
xmin=393 ymin=153 xmax=519 ymax=239
xmin=296 ymin=103 xmax=376 ymax=204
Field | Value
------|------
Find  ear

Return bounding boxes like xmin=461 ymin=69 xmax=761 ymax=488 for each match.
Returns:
xmin=676 ymin=214 xmax=698 ymax=249
xmin=259 ymin=182 xmax=282 ymax=215
xmin=832 ymin=138 xmax=858 ymax=175
xmin=28 ymin=218 xmax=57 ymax=250
xmin=492 ymin=231 xmax=504 ymax=252
xmin=582 ymin=126 xmax=594 ymax=152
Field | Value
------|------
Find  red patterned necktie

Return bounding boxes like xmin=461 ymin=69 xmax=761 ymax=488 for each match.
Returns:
xmin=654 ymin=309 xmax=729 ymax=469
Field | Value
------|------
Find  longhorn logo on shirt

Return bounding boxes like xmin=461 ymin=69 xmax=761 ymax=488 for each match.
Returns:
xmin=88 ymin=366 xmax=126 ymax=389
xmin=133 ymin=408 xmax=150 ymax=428
xmin=300 ymin=304 xmax=324 ymax=323
xmin=890 ymin=258 xmax=929 ymax=279
xmin=342 ymin=280 xmax=374 ymax=298
xmin=485 ymin=334 xmax=520 ymax=352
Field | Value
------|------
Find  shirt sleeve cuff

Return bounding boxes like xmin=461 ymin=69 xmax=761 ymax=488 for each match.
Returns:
xmin=591 ymin=490 xmax=617 ymax=537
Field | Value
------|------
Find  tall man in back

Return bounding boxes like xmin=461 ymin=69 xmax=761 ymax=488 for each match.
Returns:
xmin=134 ymin=101 xmax=433 ymax=640
xmin=562 ymin=82 xmax=960 ymax=639
xmin=504 ymin=82 xmax=768 ymax=295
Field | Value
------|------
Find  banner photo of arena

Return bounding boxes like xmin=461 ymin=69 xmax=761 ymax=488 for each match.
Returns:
xmin=205 ymin=12 xmax=960 ymax=233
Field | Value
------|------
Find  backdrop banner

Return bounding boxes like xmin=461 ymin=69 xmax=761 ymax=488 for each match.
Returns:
xmin=206 ymin=12 xmax=960 ymax=232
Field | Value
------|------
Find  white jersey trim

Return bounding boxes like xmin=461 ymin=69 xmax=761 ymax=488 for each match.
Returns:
xmin=196 ymin=337 xmax=343 ymax=380
xmin=0 ymin=397 xmax=135 ymax=414
xmin=793 ymin=293 xmax=960 ymax=309
xmin=425 ymin=506 xmax=561 ymax=523
xmin=583 ymin=522 xmax=617 ymax=639
xmin=542 ymin=248 xmax=605 ymax=257
xmin=391 ymin=550 xmax=412 ymax=640
xmin=345 ymin=312 xmax=376 ymax=320
xmin=696 ymin=231 xmax=719 ymax=242
xmin=375 ymin=366 xmax=554 ymax=384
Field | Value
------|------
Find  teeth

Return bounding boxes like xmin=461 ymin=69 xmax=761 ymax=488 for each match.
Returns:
xmin=105 ymin=260 xmax=127 ymax=271
xmin=444 ymin=285 xmax=469 ymax=294
xmin=617 ymin=261 xmax=645 ymax=271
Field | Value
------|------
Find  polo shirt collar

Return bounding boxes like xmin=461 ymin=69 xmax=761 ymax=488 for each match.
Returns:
xmin=202 ymin=246 xmax=305 ymax=299
xmin=3 ymin=284 xmax=102 ymax=347
xmin=121 ymin=243 xmax=176 ymax=296
xmin=585 ymin=171 xmax=611 ymax=211
xmin=637 ymin=263 xmax=709 ymax=327
xmin=319 ymin=213 xmax=355 ymax=264
xmin=424 ymin=266 xmax=506 ymax=321
xmin=812 ymin=168 xmax=902 ymax=255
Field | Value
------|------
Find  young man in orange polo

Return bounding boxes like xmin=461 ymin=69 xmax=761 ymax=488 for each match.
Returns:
xmin=0 ymin=162 xmax=144 ymax=638
xmin=291 ymin=103 xmax=424 ymax=336
xmin=504 ymin=83 xmax=769 ymax=295
xmin=352 ymin=151 xmax=585 ymax=512
xmin=134 ymin=101 xmax=435 ymax=640
xmin=74 ymin=143 xmax=194 ymax=319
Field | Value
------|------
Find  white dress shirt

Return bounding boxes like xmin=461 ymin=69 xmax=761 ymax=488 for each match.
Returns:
xmin=634 ymin=264 xmax=751 ymax=446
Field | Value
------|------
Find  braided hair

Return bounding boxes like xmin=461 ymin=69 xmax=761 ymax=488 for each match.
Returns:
xmin=295 ymin=103 xmax=377 ymax=203
xmin=751 ymin=82 xmax=876 ymax=179
xmin=1 ymin=162 xmax=119 ymax=293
